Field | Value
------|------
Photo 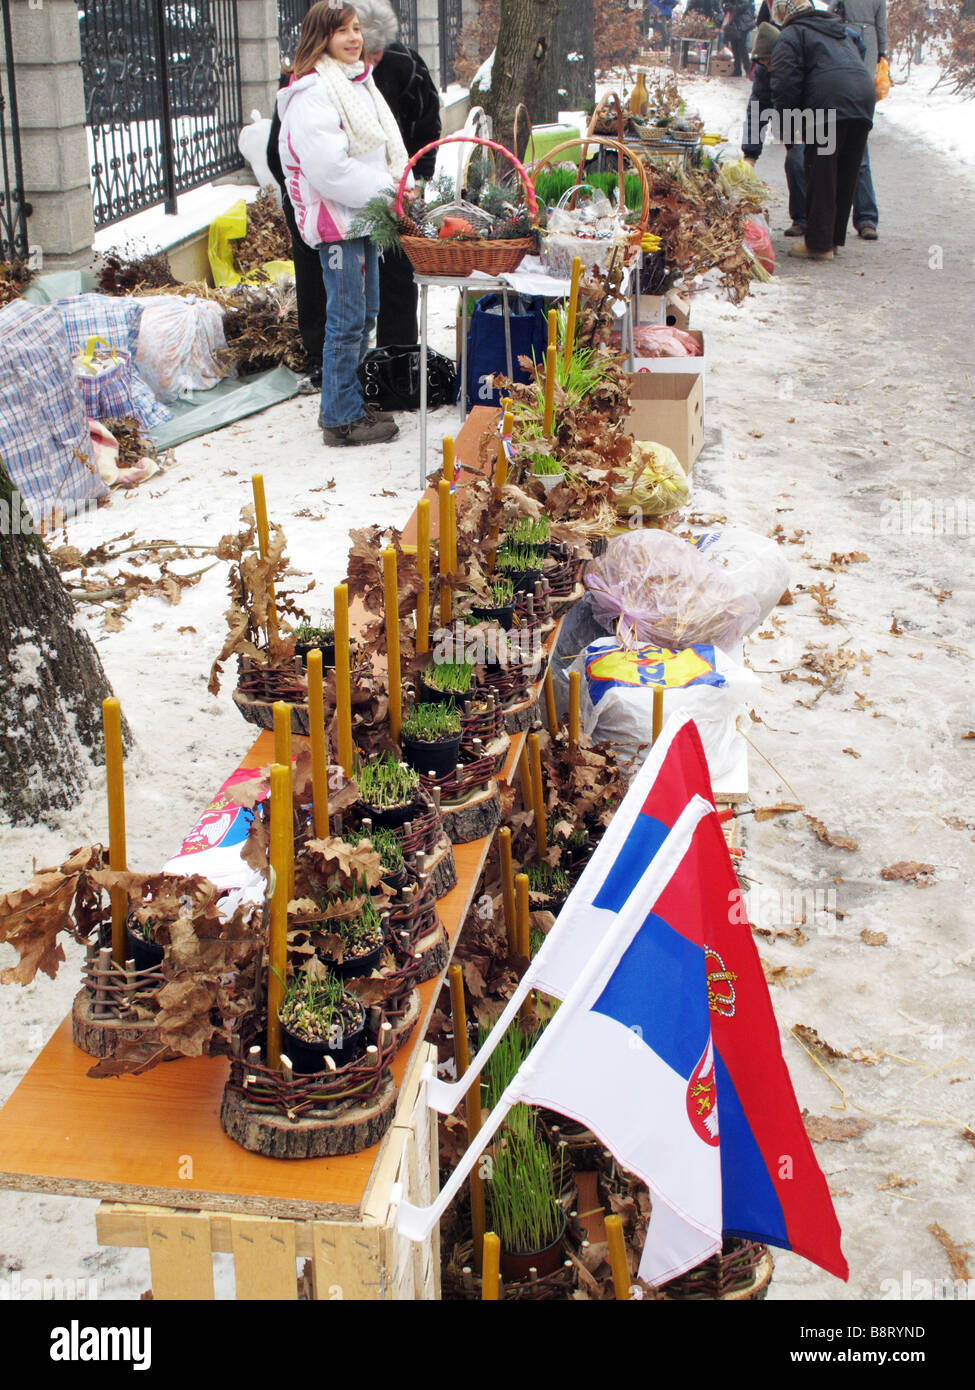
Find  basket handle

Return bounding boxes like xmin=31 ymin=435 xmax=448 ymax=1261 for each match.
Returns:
xmin=586 ymin=91 xmax=626 ymax=145
xmin=531 ymin=136 xmax=650 ymax=230
xmin=512 ymin=102 xmax=533 ymax=161
xmin=395 ymin=136 xmax=539 ymax=221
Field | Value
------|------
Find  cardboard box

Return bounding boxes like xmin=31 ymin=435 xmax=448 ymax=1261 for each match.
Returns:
xmin=710 ymin=54 xmax=735 ymax=76
xmin=664 ymin=290 xmax=691 ymax=330
xmin=635 ymin=293 xmax=667 ymax=327
xmin=624 ymin=372 xmax=704 ymax=473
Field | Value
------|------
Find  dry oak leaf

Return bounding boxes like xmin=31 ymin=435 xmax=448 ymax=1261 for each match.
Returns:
xmin=962 ymin=731 xmax=975 ymax=740
xmin=880 ymin=861 xmax=936 ymax=885
xmin=762 ymin=959 xmax=814 ymax=986
xmin=802 ymin=1111 xmax=874 ymax=1143
xmin=928 ymin=1223 xmax=971 ymax=1282
xmin=794 ymin=1024 xmax=881 ymax=1066
xmin=878 ymin=1173 xmax=917 ymax=1192
xmin=829 ymin=551 xmax=868 ymax=565
xmin=842 ymin=747 xmax=861 ymax=758
xmin=805 ymin=815 xmax=859 ymax=851
xmin=755 ymin=801 xmax=802 ymax=821
xmin=860 ymin=928 xmax=888 ymax=946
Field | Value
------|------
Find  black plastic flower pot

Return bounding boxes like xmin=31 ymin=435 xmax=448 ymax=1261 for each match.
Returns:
xmin=381 ymin=862 xmax=408 ymax=893
xmin=497 ymin=566 xmax=543 ymax=595
xmin=499 ymin=1211 xmax=567 ymax=1283
xmin=331 ymin=939 xmax=384 ymax=980
xmin=400 ymin=732 xmax=463 ymax=779
xmin=280 ymin=1001 xmax=366 ymax=1073
xmin=356 ymin=796 xmax=425 ymax=830
xmin=295 ymin=638 xmax=335 ymax=668
xmin=470 ymin=602 xmax=516 ymax=628
xmin=418 ymin=671 xmax=469 ymax=707
xmin=126 ymin=922 xmax=164 ymax=973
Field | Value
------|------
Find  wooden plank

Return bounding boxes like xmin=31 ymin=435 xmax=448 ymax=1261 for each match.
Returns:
xmin=361 ymin=1041 xmax=436 ymax=1224
xmin=310 ymin=1221 xmax=389 ymax=1300
xmin=230 ymin=1215 xmax=298 ymax=1301
xmin=145 ymin=1211 xmax=214 ymax=1301
xmin=98 ymin=1202 xmax=318 ymax=1260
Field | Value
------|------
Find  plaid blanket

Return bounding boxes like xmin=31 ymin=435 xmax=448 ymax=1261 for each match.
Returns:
xmin=0 ymin=300 xmax=108 ymax=522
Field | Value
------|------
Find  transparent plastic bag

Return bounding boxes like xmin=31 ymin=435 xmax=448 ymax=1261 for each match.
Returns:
xmin=688 ymin=527 xmax=790 ymax=629
xmin=134 ymin=295 xmax=229 ymax=402
xmin=584 ymin=530 xmax=760 ymax=650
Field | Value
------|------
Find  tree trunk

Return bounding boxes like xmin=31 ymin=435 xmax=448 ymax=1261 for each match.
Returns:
xmin=536 ymin=0 xmax=594 ymax=128
xmin=0 ymin=460 xmax=127 ymax=826
xmin=483 ymin=0 xmax=561 ymax=153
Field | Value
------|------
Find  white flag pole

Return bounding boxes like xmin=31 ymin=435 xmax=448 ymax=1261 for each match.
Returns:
xmin=425 ymin=714 xmax=705 ymax=1115
xmin=395 ymin=796 xmax=713 ymax=1244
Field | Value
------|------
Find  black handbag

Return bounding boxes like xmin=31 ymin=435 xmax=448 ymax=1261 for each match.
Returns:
xmin=357 ymin=344 xmax=456 ymax=412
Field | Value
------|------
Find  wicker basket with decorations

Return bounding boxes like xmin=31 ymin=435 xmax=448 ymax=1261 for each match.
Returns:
xmin=393 ymin=136 xmax=539 ymax=277
xmin=530 ymin=134 xmax=651 ymax=279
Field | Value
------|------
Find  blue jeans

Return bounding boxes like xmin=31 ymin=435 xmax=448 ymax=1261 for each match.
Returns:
xmin=852 ymin=140 xmax=878 ymax=228
xmin=318 ymin=236 xmax=379 ymax=428
xmin=784 ymin=140 xmax=878 ymax=230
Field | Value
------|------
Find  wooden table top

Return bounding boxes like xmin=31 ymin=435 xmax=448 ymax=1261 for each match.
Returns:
xmin=0 ymin=404 xmax=517 ymax=1221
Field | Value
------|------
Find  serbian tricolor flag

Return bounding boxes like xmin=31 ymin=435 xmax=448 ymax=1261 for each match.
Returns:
xmin=396 ymin=715 xmax=847 ymax=1286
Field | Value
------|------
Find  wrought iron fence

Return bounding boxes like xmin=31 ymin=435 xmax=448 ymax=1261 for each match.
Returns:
xmin=0 ymin=0 xmax=28 ymax=261
xmin=278 ymin=0 xmax=419 ymax=62
xmin=278 ymin=0 xmax=307 ymax=62
xmin=81 ymin=0 xmax=244 ymax=230
xmin=438 ymin=0 xmax=462 ymax=88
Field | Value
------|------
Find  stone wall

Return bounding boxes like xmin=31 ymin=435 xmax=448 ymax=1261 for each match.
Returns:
xmin=10 ymin=1 xmax=93 ymax=266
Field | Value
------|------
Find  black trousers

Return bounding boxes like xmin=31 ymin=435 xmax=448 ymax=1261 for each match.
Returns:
xmin=282 ymin=197 xmax=422 ymax=363
xmin=377 ymin=247 xmax=419 ymax=347
xmin=728 ymin=31 xmax=751 ymax=77
xmin=803 ymin=119 xmax=872 ymax=253
xmin=282 ymin=194 xmax=326 ymax=369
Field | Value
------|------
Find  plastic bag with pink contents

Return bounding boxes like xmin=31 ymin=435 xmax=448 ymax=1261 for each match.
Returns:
xmin=584 ymin=530 xmax=761 ymax=650
xmin=631 ymin=324 xmax=703 ymax=357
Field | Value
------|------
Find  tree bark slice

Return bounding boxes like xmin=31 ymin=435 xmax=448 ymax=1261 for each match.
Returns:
xmin=503 ymin=694 xmax=542 ymax=734
xmin=425 ymin=836 xmax=458 ymax=899
xmin=438 ymin=781 xmax=502 ymax=844
xmin=412 ymin=923 xmax=449 ymax=983
xmin=71 ymin=990 xmax=166 ymax=1059
xmin=220 ymin=1071 xmax=398 ymax=1158
xmin=0 ymin=459 xmax=126 ymax=824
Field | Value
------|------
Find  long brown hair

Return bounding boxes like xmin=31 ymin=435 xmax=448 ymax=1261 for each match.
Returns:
xmin=293 ymin=3 xmax=359 ymax=78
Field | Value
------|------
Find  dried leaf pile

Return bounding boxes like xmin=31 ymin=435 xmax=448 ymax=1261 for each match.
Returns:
xmin=231 ymin=188 xmax=292 ymax=276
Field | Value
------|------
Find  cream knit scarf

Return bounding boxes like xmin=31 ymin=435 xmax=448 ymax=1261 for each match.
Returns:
xmin=314 ymin=55 xmax=409 ymax=180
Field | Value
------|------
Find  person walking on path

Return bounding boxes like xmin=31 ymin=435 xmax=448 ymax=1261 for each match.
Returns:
xmin=724 ymin=0 xmax=757 ymax=76
xmin=770 ymin=0 xmax=876 ymax=261
xmin=278 ymin=3 xmax=409 ymax=446
xmin=831 ymin=0 xmax=885 ymax=238
xmin=742 ymin=21 xmax=808 ymax=235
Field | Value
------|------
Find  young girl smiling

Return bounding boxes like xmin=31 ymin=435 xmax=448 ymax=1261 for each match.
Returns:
xmin=278 ymin=3 xmax=411 ymax=446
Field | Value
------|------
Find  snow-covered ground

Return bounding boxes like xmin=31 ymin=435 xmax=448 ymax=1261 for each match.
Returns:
xmin=1 ymin=56 xmax=973 ymax=1305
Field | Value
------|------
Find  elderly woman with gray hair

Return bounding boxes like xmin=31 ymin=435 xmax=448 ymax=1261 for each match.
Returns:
xmin=356 ymin=0 xmax=441 ymax=345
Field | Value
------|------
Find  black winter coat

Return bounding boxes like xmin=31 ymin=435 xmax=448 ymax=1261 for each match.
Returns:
xmin=770 ymin=11 xmax=876 ymax=125
xmin=266 ymin=44 xmax=441 ymax=193
xmin=725 ymin=1 xmax=756 ymax=37
xmin=371 ymin=43 xmax=442 ymax=180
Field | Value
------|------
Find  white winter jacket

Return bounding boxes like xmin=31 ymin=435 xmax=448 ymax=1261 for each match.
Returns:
xmin=276 ymin=67 xmax=412 ymax=247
